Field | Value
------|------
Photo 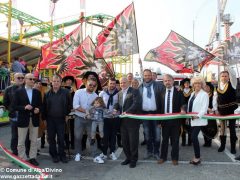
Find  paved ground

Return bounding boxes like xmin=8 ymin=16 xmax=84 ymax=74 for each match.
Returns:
xmin=1 ymin=124 xmax=240 ymax=180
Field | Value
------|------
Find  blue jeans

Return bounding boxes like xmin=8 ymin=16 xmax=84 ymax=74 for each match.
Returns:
xmin=143 ymin=120 xmax=161 ymax=155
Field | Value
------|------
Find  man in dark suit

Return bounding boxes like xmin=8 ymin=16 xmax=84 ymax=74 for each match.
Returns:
xmin=158 ymin=74 xmax=185 ymax=166
xmin=13 ymin=73 xmax=42 ymax=166
xmin=114 ymin=77 xmax=141 ymax=168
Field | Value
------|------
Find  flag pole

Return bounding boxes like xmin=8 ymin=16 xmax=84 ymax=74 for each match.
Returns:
xmin=132 ymin=2 xmax=143 ymax=78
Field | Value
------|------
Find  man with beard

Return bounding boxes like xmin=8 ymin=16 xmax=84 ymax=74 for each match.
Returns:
xmin=138 ymin=69 xmax=163 ymax=160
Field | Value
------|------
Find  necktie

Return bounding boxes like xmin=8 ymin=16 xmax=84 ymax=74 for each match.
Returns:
xmin=167 ymin=89 xmax=171 ymax=113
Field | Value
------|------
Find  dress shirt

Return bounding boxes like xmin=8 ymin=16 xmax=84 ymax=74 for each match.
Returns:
xmin=99 ymin=90 xmax=118 ymax=112
xmin=142 ymin=85 xmax=157 ymax=111
xmin=122 ymin=87 xmax=129 ymax=106
xmin=25 ymin=86 xmax=33 ymax=104
xmin=164 ymin=86 xmax=174 ymax=114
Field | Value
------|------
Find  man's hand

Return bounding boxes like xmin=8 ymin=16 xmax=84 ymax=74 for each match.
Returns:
xmin=34 ymin=108 xmax=40 ymax=114
xmin=180 ymin=110 xmax=186 ymax=115
xmin=25 ymin=104 xmax=33 ymax=110
xmin=77 ymin=107 xmax=86 ymax=113
xmin=192 ymin=116 xmax=198 ymax=120
xmin=113 ymin=109 xmax=119 ymax=115
xmin=215 ymin=110 xmax=220 ymax=115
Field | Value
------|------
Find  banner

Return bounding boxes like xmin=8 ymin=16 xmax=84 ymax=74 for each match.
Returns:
xmin=95 ymin=3 xmax=139 ymax=58
xmin=144 ymin=30 xmax=215 ymax=73
xmin=40 ymin=25 xmax=82 ymax=69
xmin=120 ymin=113 xmax=240 ymax=120
xmin=55 ymin=36 xmax=114 ymax=88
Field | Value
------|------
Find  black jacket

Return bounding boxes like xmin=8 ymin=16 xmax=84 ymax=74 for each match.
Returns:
xmin=3 ymin=85 xmax=21 ymax=118
xmin=13 ymin=87 xmax=42 ymax=127
xmin=114 ymin=87 xmax=141 ymax=114
xmin=42 ymin=88 xmax=72 ymax=120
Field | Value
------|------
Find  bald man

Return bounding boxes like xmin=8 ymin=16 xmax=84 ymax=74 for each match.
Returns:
xmin=114 ymin=77 xmax=141 ymax=168
xmin=13 ymin=73 xmax=42 ymax=166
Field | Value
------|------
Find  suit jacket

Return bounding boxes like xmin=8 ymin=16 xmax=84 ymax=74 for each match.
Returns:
xmin=13 ymin=87 xmax=42 ymax=127
xmin=114 ymin=87 xmax=141 ymax=127
xmin=114 ymin=87 xmax=141 ymax=114
xmin=138 ymin=81 xmax=164 ymax=113
xmin=160 ymin=87 xmax=185 ymax=126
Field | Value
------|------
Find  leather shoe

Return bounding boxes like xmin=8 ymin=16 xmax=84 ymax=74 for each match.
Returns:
xmin=235 ymin=155 xmax=240 ymax=161
xmin=52 ymin=156 xmax=59 ymax=163
xmin=172 ymin=160 xmax=178 ymax=165
xmin=157 ymin=159 xmax=165 ymax=164
xmin=129 ymin=162 xmax=136 ymax=168
xmin=121 ymin=159 xmax=130 ymax=165
xmin=189 ymin=160 xmax=201 ymax=165
xmin=60 ymin=156 xmax=68 ymax=163
xmin=28 ymin=158 xmax=39 ymax=166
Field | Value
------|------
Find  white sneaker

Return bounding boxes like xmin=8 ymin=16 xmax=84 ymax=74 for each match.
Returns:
xmin=99 ymin=153 xmax=107 ymax=160
xmin=109 ymin=152 xmax=117 ymax=160
xmin=93 ymin=156 xmax=104 ymax=164
xmin=75 ymin=153 xmax=81 ymax=162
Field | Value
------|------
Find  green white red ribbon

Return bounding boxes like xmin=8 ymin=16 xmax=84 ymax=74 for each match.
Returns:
xmin=0 ymin=143 xmax=48 ymax=180
xmin=119 ymin=113 xmax=240 ymax=120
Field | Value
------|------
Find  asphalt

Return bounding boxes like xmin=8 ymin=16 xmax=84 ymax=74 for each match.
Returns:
xmin=1 ymin=124 xmax=240 ymax=180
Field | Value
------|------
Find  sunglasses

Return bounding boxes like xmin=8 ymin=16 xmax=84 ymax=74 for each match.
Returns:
xmin=88 ymin=84 xmax=96 ymax=87
xmin=27 ymin=78 xmax=35 ymax=81
xmin=17 ymin=77 xmax=24 ymax=80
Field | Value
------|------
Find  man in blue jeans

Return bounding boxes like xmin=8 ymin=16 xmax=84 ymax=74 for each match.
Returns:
xmin=138 ymin=69 xmax=164 ymax=160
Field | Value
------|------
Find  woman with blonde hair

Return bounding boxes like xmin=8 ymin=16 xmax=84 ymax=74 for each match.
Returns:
xmin=188 ymin=77 xmax=209 ymax=165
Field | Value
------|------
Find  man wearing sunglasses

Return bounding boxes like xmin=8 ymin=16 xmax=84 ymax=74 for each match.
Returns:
xmin=3 ymin=73 xmax=25 ymax=155
xmin=73 ymin=78 xmax=98 ymax=163
xmin=13 ymin=73 xmax=42 ymax=166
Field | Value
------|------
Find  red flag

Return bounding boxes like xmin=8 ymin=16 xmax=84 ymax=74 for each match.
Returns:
xmin=56 ymin=36 xmax=114 ymax=88
xmin=95 ymin=3 xmax=139 ymax=58
xmin=144 ymin=30 xmax=215 ymax=73
xmin=40 ymin=25 xmax=82 ymax=69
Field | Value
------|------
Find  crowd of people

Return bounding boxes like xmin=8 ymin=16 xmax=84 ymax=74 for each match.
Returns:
xmin=1 ymin=65 xmax=240 ymax=169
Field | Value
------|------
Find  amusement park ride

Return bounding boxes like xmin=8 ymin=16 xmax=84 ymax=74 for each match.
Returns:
xmin=0 ymin=0 xmax=134 ymax=76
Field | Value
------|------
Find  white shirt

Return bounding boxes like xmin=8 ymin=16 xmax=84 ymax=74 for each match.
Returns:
xmin=164 ymin=87 xmax=174 ymax=114
xmin=73 ymin=88 xmax=98 ymax=117
xmin=25 ymin=86 xmax=33 ymax=104
xmin=99 ymin=89 xmax=118 ymax=112
xmin=142 ymin=85 xmax=157 ymax=111
xmin=122 ymin=87 xmax=129 ymax=105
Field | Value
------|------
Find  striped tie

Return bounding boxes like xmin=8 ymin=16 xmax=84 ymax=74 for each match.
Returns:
xmin=167 ymin=89 xmax=171 ymax=113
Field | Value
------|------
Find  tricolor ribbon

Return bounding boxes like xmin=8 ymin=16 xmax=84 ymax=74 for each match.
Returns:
xmin=0 ymin=143 xmax=48 ymax=180
xmin=119 ymin=113 xmax=240 ymax=120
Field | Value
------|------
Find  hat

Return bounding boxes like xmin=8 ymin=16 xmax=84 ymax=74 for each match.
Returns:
xmin=82 ymin=71 xmax=99 ymax=80
xmin=180 ymin=78 xmax=191 ymax=87
xmin=62 ymin=76 xmax=75 ymax=82
xmin=205 ymin=82 xmax=214 ymax=93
